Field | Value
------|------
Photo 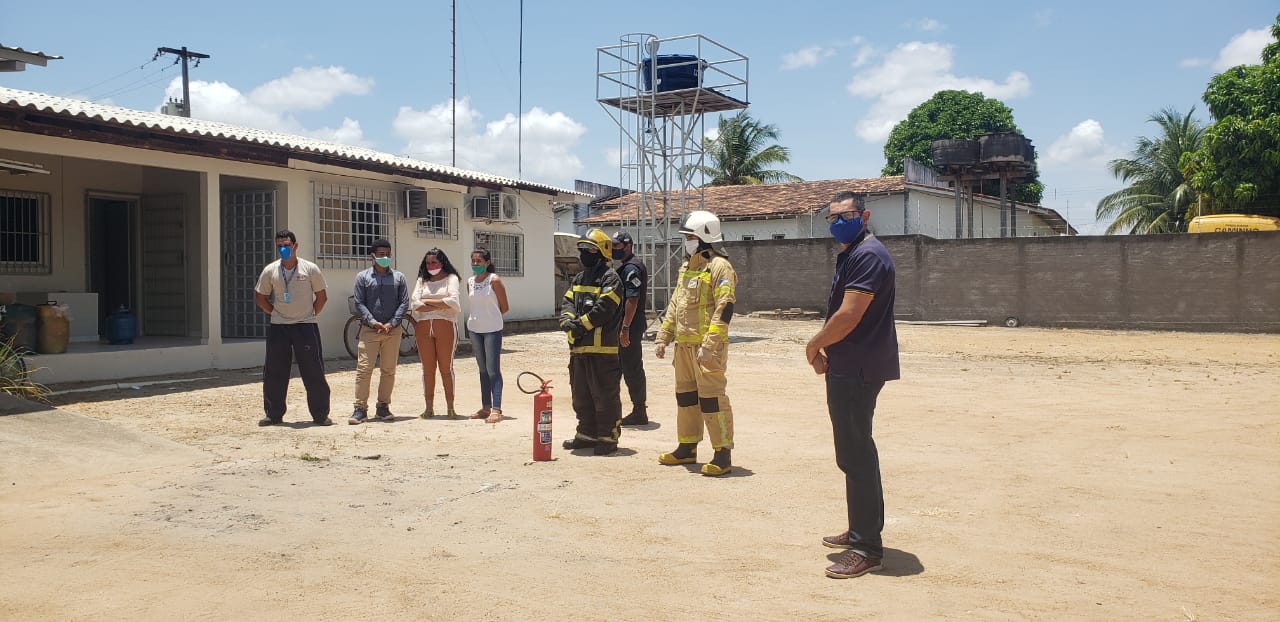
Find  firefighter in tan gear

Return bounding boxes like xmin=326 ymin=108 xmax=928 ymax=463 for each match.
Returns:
xmin=559 ymin=228 xmax=626 ymax=456
xmin=655 ymin=210 xmax=738 ymax=476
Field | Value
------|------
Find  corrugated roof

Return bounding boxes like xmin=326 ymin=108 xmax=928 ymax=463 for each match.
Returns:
xmin=0 ymin=87 xmax=585 ymax=197
xmin=580 ymin=176 xmax=1076 ymax=235
xmin=580 ymin=177 xmax=906 ymax=224
xmin=0 ymin=44 xmax=63 ymax=61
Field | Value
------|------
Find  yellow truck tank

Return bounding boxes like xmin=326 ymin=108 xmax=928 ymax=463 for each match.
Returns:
xmin=1188 ymin=214 xmax=1280 ymax=233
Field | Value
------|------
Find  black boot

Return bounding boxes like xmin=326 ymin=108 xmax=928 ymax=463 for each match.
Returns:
xmin=658 ymin=442 xmax=697 ymax=465
xmin=620 ymin=406 xmax=648 ymax=427
xmin=563 ymin=437 xmax=597 ymax=450
xmin=701 ymin=448 xmax=732 ymax=476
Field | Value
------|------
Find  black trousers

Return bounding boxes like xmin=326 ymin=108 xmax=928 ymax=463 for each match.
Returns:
xmin=263 ymin=323 xmax=331 ymax=422
xmin=619 ymin=321 xmax=646 ymax=409
xmin=826 ymin=372 xmax=885 ymax=559
xmin=568 ymin=354 xmax=622 ymax=443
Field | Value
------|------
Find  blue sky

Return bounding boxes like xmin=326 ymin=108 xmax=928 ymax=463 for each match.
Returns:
xmin=3 ymin=1 xmax=1276 ymax=233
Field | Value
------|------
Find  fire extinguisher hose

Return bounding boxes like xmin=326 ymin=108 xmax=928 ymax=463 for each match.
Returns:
xmin=517 ymin=371 xmax=553 ymax=394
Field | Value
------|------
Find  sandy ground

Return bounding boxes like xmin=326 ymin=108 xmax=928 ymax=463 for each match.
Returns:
xmin=1 ymin=317 xmax=1277 ymax=621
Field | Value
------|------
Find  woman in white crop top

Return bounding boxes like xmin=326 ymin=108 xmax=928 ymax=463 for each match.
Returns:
xmin=410 ymin=248 xmax=462 ymax=419
xmin=467 ymin=248 xmax=509 ymax=424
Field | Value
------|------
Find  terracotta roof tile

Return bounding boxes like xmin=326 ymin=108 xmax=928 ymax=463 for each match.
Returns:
xmin=580 ymin=177 xmax=905 ymax=224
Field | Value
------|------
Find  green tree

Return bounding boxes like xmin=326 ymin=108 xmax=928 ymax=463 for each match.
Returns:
xmin=692 ymin=111 xmax=801 ymax=186
xmin=1096 ymin=108 xmax=1205 ymax=234
xmin=1182 ymin=13 xmax=1280 ymax=216
xmin=882 ymin=90 xmax=1043 ymax=203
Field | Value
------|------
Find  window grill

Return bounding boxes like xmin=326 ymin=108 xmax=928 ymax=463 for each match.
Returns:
xmin=415 ymin=203 xmax=458 ymax=240
xmin=0 ymin=190 xmax=51 ymax=274
xmin=314 ymin=183 xmax=399 ymax=269
xmin=474 ymin=230 xmax=523 ymax=276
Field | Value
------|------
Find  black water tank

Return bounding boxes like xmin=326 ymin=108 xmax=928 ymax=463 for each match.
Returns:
xmin=931 ymin=139 xmax=980 ymax=166
xmin=979 ymin=133 xmax=1034 ymax=164
xmin=640 ymin=55 xmax=703 ymax=92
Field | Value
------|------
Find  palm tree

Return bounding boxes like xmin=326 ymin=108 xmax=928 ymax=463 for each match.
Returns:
xmin=1096 ymin=108 xmax=1205 ymax=234
xmin=690 ymin=111 xmax=802 ymax=186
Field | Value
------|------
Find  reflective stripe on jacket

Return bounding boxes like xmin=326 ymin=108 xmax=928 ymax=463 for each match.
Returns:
xmin=656 ymin=250 xmax=736 ymax=349
xmin=560 ymin=264 xmax=624 ymax=354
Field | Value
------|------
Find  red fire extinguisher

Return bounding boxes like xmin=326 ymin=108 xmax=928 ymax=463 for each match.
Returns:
xmin=518 ymin=372 xmax=553 ymax=461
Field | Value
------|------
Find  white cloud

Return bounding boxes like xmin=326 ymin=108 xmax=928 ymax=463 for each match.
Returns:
xmin=851 ymin=44 xmax=877 ymax=68
xmin=159 ymin=66 xmax=374 ymax=146
xmin=393 ymin=97 xmax=587 ymax=184
xmin=1179 ymin=57 xmax=1209 ymax=68
xmin=1038 ymin=119 xmax=1126 ymax=235
xmin=782 ymin=45 xmax=835 ymax=70
xmin=846 ymin=41 xmax=1032 ymax=142
xmin=914 ymin=18 xmax=946 ymax=32
xmin=1043 ymin=119 xmax=1122 ymax=167
xmin=1032 ymin=9 xmax=1053 ymax=28
xmin=1212 ymin=27 xmax=1270 ymax=70
xmin=248 ymin=66 xmax=373 ymax=111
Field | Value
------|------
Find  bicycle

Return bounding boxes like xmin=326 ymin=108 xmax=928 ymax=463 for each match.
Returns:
xmin=344 ymin=296 xmax=417 ymax=360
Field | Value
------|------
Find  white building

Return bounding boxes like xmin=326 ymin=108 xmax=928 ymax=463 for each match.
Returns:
xmin=578 ymin=161 xmax=1075 ymax=240
xmin=0 ymin=87 xmax=586 ymax=383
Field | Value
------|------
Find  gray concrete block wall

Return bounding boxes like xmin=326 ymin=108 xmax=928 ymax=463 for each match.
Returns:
xmin=716 ymin=231 xmax=1280 ymax=332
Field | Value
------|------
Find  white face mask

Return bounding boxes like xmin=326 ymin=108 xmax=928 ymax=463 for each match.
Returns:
xmin=684 ymin=239 xmax=701 ymax=256
xmin=427 ymin=267 xmax=442 ymax=276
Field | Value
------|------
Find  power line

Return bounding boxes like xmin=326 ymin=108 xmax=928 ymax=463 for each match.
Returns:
xmin=66 ymin=57 xmax=158 ymax=98
xmin=90 ymin=60 xmax=178 ymax=102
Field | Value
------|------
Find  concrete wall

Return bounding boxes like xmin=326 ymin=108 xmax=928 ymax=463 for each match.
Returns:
xmin=719 ymin=232 xmax=1280 ymax=332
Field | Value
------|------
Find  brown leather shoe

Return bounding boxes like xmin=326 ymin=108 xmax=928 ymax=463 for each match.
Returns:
xmin=822 ymin=531 xmax=853 ymax=549
xmin=825 ymin=550 xmax=883 ymax=579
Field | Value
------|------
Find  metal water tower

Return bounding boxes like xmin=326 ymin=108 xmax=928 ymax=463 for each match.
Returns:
xmin=932 ymin=132 xmax=1035 ymax=238
xmin=596 ymin=33 xmax=748 ymax=312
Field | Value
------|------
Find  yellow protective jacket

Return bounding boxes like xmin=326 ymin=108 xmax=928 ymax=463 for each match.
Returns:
xmin=656 ymin=249 xmax=737 ymax=349
xmin=560 ymin=264 xmax=624 ymax=354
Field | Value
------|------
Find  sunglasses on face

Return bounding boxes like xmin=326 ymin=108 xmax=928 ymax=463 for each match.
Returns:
xmin=826 ymin=210 xmax=863 ymax=224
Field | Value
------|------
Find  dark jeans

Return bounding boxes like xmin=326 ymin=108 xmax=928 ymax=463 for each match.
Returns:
xmin=569 ymin=354 xmax=622 ymax=443
xmin=263 ymin=323 xmax=331 ymax=422
xmin=826 ymin=372 xmax=885 ymax=559
xmin=619 ymin=321 xmax=646 ymax=409
xmin=470 ymin=330 xmax=503 ymax=410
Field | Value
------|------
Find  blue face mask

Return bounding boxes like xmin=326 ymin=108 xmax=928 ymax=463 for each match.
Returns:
xmin=278 ymin=245 xmax=292 ymax=260
xmin=829 ymin=215 xmax=864 ymax=244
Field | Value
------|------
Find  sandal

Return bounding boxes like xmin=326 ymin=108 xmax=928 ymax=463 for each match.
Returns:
xmin=446 ymin=407 xmax=460 ymax=420
xmin=485 ymin=409 xmax=503 ymax=424
xmin=469 ymin=408 xmax=490 ymax=420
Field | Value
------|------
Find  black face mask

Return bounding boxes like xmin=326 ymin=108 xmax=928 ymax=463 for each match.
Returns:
xmin=579 ymin=249 xmax=602 ymax=267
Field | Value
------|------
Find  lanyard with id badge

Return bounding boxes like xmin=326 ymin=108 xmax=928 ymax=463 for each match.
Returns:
xmin=280 ymin=264 xmax=296 ymax=304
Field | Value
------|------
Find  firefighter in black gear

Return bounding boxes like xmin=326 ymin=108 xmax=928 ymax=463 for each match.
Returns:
xmin=559 ymin=228 xmax=625 ymax=455
xmin=612 ymin=231 xmax=649 ymax=426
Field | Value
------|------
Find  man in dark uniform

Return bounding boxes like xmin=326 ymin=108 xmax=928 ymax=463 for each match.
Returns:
xmin=612 ymin=231 xmax=649 ymax=426
xmin=559 ymin=229 xmax=626 ymax=455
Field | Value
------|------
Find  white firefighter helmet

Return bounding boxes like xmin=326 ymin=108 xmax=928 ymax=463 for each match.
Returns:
xmin=679 ymin=210 xmax=723 ymax=244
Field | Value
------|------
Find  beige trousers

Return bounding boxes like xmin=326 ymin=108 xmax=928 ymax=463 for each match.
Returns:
xmin=354 ymin=324 xmax=401 ymax=408
xmin=672 ymin=342 xmax=734 ymax=449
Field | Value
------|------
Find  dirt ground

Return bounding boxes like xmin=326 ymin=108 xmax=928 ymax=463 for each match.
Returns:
xmin=1 ymin=317 xmax=1277 ymax=621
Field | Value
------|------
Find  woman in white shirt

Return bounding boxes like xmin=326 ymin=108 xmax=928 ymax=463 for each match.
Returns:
xmin=410 ymin=248 xmax=462 ymax=419
xmin=467 ymin=248 xmax=509 ymax=424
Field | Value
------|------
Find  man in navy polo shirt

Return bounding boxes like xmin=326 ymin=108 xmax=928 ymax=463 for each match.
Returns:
xmin=805 ymin=191 xmax=900 ymax=579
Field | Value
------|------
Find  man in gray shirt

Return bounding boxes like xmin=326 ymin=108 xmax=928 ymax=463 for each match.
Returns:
xmin=350 ymin=237 xmax=410 ymax=424
xmin=254 ymin=229 xmax=331 ymax=426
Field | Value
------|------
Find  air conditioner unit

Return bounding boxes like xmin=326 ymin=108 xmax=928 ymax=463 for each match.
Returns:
xmin=492 ymin=192 xmax=519 ymax=221
xmin=404 ymin=188 xmax=429 ymax=219
xmin=471 ymin=194 xmax=494 ymax=220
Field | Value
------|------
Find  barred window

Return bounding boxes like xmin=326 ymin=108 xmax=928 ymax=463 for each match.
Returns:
xmin=0 ymin=190 xmax=51 ymax=274
xmin=474 ymin=230 xmax=523 ymax=276
xmin=314 ymin=183 xmax=398 ymax=269
xmin=772 ymin=233 xmax=786 ymax=240
xmin=415 ymin=203 xmax=458 ymax=240
xmin=741 ymin=234 xmax=755 ymax=241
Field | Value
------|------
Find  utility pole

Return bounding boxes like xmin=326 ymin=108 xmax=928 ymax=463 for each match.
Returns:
xmin=155 ymin=46 xmax=209 ymax=117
